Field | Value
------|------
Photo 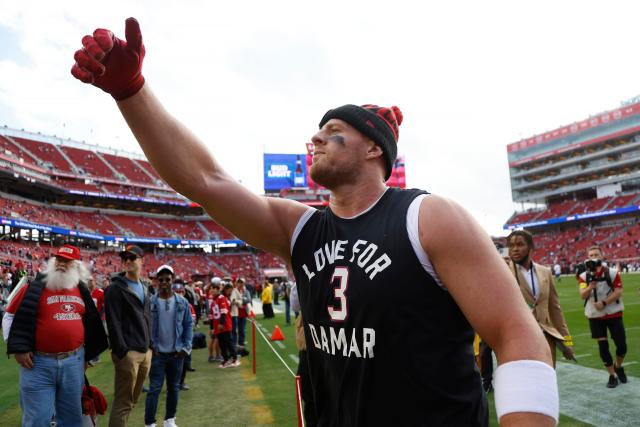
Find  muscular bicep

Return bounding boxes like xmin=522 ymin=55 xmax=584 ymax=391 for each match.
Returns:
xmin=200 ymin=178 xmax=309 ymax=261
xmin=419 ymin=195 xmax=550 ymax=365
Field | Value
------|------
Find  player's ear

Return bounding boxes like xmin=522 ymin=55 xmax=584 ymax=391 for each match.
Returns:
xmin=365 ymin=140 xmax=383 ymax=159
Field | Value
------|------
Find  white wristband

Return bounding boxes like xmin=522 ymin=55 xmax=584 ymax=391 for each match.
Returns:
xmin=494 ymin=360 xmax=559 ymax=424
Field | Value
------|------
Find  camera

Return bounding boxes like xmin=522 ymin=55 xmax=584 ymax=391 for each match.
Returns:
xmin=583 ymin=259 xmax=602 ymax=284
xmin=584 ymin=259 xmax=602 ymax=272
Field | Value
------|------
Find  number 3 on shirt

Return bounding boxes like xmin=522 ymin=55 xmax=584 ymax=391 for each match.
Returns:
xmin=328 ymin=267 xmax=349 ymax=321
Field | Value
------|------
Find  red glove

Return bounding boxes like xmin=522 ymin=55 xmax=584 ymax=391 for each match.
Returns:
xmin=71 ymin=17 xmax=145 ymax=100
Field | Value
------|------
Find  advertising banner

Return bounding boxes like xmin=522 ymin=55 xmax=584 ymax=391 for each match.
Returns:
xmin=264 ymin=153 xmax=307 ymax=191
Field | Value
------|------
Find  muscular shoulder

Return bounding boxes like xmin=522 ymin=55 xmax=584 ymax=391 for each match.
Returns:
xmin=418 ymin=195 xmax=480 ymax=252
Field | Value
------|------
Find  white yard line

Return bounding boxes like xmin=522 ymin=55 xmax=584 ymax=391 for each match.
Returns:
xmin=573 ymin=353 xmax=592 ymax=359
xmin=573 ymin=325 xmax=640 ymax=338
xmin=289 ymin=354 xmax=300 ymax=364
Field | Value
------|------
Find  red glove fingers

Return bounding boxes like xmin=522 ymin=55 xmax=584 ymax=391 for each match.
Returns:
xmin=74 ymin=49 xmax=105 ymax=76
xmin=71 ymin=17 xmax=146 ymax=100
xmin=82 ymin=35 xmax=107 ymax=61
xmin=124 ymin=18 xmax=143 ymax=53
xmin=92 ymin=29 xmax=115 ymax=54
xmin=71 ymin=63 xmax=95 ymax=83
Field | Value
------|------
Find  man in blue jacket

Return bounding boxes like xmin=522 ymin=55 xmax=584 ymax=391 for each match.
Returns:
xmin=144 ymin=264 xmax=193 ymax=427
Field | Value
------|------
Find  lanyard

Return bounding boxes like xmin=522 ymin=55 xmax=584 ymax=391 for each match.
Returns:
xmin=530 ymin=267 xmax=536 ymax=298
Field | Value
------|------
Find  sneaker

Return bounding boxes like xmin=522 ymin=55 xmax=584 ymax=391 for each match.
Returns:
xmin=218 ymin=361 xmax=230 ymax=369
xmin=615 ymin=366 xmax=628 ymax=383
xmin=215 ymin=356 xmax=224 ymax=362
xmin=145 ymin=424 xmax=156 ymax=427
xmin=607 ymin=375 xmax=619 ymax=388
xmin=187 ymin=367 xmax=196 ymax=372
xmin=230 ymin=358 xmax=241 ymax=368
xmin=142 ymin=385 xmax=149 ymax=393
xmin=163 ymin=418 xmax=178 ymax=427
xmin=208 ymin=356 xmax=215 ymax=363
xmin=180 ymin=384 xmax=190 ymax=390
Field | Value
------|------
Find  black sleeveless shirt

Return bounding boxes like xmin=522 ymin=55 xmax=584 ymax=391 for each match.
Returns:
xmin=291 ymin=188 xmax=488 ymax=427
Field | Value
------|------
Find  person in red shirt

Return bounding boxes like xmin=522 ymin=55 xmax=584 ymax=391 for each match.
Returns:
xmin=89 ymin=277 xmax=105 ymax=320
xmin=213 ymin=282 xmax=239 ymax=368
xmin=2 ymin=245 xmax=108 ymax=427
xmin=206 ymin=278 xmax=222 ymax=363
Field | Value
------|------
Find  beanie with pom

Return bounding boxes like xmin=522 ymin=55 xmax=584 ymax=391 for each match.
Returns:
xmin=318 ymin=104 xmax=403 ymax=180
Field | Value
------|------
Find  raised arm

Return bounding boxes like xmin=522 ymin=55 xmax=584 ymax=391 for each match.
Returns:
xmin=71 ymin=18 xmax=308 ymax=261
xmin=419 ymin=195 xmax=556 ymax=427
xmin=116 ymin=87 xmax=307 ymax=260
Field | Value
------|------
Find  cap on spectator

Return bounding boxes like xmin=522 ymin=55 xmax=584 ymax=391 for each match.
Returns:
xmin=172 ymin=282 xmax=185 ymax=292
xmin=156 ymin=264 xmax=174 ymax=276
xmin=119 ymin=244 xmax=144 ymax=259
xmin=55 ymin=244 xmax=81 ymax=261
xmin=211 ymin=276 xmax=221 ymax=285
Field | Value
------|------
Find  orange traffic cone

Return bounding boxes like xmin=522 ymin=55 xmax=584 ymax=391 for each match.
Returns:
xmin=271 ymin=325 xmax=285 ymax=341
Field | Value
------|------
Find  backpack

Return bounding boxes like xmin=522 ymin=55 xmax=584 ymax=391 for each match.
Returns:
xmin=192 ymin=332 xmax=207 ymax=349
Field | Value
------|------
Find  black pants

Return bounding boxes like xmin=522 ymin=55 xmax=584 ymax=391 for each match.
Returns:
xmin=180 ymin=352 xmax=192 ymax=385
xmin=217 ymin=331 xmax=237 ymax=362
xmin=479 ymin=342 xmax=493 ymax=387
xmin=297 ymin=350 xmax=317 ymax=427
xmin=589 ymin=316 xmax=627 ymax=357
xmin=263 ymin=303 xmax=274 ymax=318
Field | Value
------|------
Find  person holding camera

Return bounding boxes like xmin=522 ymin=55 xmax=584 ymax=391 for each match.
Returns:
xmin=578 ymin=245 xmax=628 ymax=388
xmin=506 ymin=230 xmax=576 ymax=368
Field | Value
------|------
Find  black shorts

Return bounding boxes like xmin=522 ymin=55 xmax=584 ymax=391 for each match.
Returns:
xmin=589 ymin=315 xmax=624 ymax=339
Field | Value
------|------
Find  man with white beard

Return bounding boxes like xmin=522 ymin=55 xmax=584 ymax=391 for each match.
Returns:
xmin=2 ymin=244 xmax=108 ymax=427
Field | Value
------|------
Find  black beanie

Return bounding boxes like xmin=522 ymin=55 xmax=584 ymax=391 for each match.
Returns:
xmin=318 ymin=104 xmax=403 ymax=180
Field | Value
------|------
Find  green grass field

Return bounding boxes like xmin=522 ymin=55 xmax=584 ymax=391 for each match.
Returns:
xmin=1 ymin=274 xmax=638 ymax=426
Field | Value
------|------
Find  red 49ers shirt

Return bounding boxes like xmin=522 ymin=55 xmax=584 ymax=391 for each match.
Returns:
xmin=212 ymin=295 xmax=232 ymax=334
xmin=8 ymin=285 xmax=86 ymax=353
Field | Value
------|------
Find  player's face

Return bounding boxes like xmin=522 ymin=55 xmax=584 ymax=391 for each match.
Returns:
xmin=309 ymin=119 xmax=370 ymax=188
xmin=507 ymin=236 xmax=531 ymax=264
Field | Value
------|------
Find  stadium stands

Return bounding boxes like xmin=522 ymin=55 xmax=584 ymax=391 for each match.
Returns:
xmin=0 ymin=127 xmax=297 ymax=287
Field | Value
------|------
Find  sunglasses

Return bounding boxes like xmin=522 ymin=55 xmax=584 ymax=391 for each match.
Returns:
xmin=120 ymin=255 xmax=138 ymax=262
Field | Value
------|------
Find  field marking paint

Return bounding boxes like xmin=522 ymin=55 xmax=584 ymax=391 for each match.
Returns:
xmin=253 ymin=319 xmax=296 ymax=377
xmin=241 ymin=363 xmax=276 ymax=425
xmin=275 ymin=341 xmax=286 ymax=349
xmin=289 ymin=354 xmax=300 ymax=364
xmin=251 ymin=405 xmax=276 ymax=425
xmin=245 ymin=385 xmax=264 ymax=401
xmin=565 ymin=301 xmax=640 ymax=313
xmin=574 ymin=353 xmax=592 ymax=359
xmin=573 ymin=325 xmax=640 ymax=338
xmin=557 ymin=361 xmax=640 ymax=426
xmin=623 ymin=361 xmax=638 ymax=366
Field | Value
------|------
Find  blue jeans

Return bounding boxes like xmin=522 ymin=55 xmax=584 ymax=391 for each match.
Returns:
xmin=144 ymin=353 xmax=184 ymax=425
xmin=19 ymin=347 xmax=85 ymax=427
xmin=231 ymin=317 xmax=238 ymax=348
xmin=237 ymin=317 xmax=247 ymax=347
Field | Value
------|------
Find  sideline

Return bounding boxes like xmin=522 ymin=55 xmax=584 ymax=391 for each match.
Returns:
xmin=557 ymin=361 xmax=640 ymax=426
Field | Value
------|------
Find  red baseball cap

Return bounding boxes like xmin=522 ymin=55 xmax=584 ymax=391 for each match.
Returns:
xmin=55 ymin=245 xmax=81 ymax=261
